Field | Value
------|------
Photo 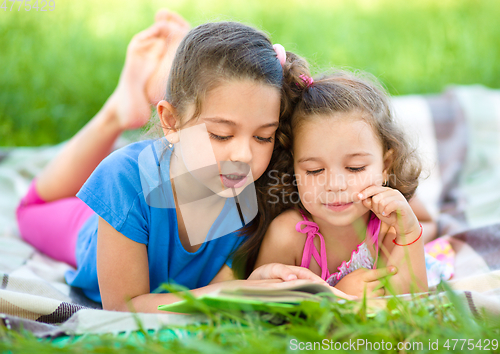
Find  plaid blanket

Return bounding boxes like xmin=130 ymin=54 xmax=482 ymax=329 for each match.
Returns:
xmin=1 ymin=86 xmax=500 ymax=336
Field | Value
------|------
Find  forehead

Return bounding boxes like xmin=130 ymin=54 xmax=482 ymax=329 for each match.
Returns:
xmin=186 ymin=79 xmax=281 ymax=128
xmin=294 ymin=112 xmax=383 ymax=157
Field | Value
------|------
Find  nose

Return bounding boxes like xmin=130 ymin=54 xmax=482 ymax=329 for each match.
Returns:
xmin=324 ymin=171 xmax=347 ymax=192
xmin=229 ymin=138 xmax=252 ymax=164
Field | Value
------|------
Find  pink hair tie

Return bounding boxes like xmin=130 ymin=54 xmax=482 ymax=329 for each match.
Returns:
xmin=299 ymin=74 xmax=314 ymax=88
xmin=273 ymin=44 xmax=286 ymax=66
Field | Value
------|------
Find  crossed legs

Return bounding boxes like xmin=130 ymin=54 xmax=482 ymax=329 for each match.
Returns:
xmin=16 ymin=10 xmax=190 ymax=265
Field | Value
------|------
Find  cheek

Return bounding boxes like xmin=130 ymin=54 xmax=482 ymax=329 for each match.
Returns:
xmin=296 ymin=175 xmax=321 ymax=205
xmin=350 ymin=168 xmax=385 ymax=191
xmin=252 ymin=144 xmax=274 ymax=179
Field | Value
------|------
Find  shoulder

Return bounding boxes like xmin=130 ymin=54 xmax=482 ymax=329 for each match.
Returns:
xmin=76 ymin=140 xmax=165 ymax=241
xmin=102 ymin=139 xmax=156 ymax=173
xmin=80 ymin=139 xmax=163 ymax=195
xmin=268 ymin=208 xmax=304 ymax=234
xmin=261 ymin=209 xmax=307 ymax=257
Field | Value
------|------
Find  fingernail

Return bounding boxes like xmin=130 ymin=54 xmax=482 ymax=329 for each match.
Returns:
xmin=382 ymin=211 xmax=385 ymax=216
xmin=287 ymin=274 xmax=297 ymax=281
xmin=390 ymin=267 xmax=397 ymax=274
xmin=358 ymin=193 xmax=363 ymax=199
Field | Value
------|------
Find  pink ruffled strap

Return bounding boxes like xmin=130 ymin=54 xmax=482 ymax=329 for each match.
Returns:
xmin=296 ymin=217 xmax=330 ymax=280
xmin=367 ymin=212 xmax=381 ymax=268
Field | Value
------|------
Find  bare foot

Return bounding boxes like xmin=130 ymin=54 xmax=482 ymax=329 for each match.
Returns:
xmin=110 ymin=9 xmax=190 ymax=131
xmin=146 ymin=9 xmax=190 ymax=105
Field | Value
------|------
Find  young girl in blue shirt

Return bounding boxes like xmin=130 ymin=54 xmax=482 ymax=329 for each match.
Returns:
xmin=16 ymin=10 xmax=340 ymax=313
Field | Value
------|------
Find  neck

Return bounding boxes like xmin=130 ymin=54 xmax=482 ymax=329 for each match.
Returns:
xmin=169 ymin=147 xmax=224 ymax=209
xmin=311 ymin=212 xmax=371 ymax=243
xmin=169 ymin=146 xmax=226 ymax=251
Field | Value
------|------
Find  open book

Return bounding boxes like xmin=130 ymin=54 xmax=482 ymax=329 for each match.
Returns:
xmin=158 ymin=282 xmax=337 ymax=314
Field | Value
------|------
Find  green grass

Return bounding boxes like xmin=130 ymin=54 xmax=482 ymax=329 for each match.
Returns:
xmin=1 ymin=0 xmax=499 ymax=146
xmin=1 ymin=285 xmax=499 ymax=353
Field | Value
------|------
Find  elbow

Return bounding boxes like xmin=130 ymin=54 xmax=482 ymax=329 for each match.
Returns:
xmin=102 ymin=301 xmax=130 ymax=312
xmin=389 ymin=271 xmax=428 ymax=295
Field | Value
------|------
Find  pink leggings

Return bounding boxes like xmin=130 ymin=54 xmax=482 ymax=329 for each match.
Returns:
xmin=16 ymin=180 xmax=95 ymax=268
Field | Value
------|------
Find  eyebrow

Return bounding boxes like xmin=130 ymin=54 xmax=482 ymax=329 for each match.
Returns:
xmin=346 ymin=152 xmax=373 ymax=158
xmin=297 ymin=153 xmax=372 ymax=164
xmin=203 ymin=117 xmax=279 ymax=129
xmin=297 ymin=157 xmax=322 ymax=163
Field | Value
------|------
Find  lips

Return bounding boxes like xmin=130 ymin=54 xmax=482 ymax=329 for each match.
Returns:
xmin=220 ymin=174 xmax=247 ymax=188
xmin=324 ymin=202 xmax=353 ymax=212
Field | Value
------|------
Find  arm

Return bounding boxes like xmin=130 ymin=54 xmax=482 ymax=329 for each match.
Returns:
xmin=97 ymin=217 xmax=242 ymax=313
xmin=97 ymin=217 xmax=310 ymax=313
xmin=378 ymin=226 xmax=428 ymax=294
xmin=253 ymin=211 xmax=301 ymax=270
xmin=358 ymin=187 xmax=428 ymax=294
xmin=409 ymin=196 xmax=438 ymax=243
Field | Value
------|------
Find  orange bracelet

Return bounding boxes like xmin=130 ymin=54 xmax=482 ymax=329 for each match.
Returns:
xmin=392 ymin=223 xmax=423 ymax=246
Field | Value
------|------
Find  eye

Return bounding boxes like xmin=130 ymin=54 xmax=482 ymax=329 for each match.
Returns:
xmin=254 ymin=136 xmax=274 ymax=144
xmin=209 ymin=133 xmax=232 ymax=141
xmin=306 ymin=168 xmax=324 ymax=175
xmin=347 ymin=166 xmax=366 ymax=173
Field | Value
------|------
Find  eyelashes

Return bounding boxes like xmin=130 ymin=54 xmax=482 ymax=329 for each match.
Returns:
xmin=305 ymin=166 xmax=366 ymax=175
xmin=306 ymin=169 xmax=324 ymax=175
xmin=208 ymin=133 xmax=273 ymax=144
xmin=209 ymin=133 xmax=231 ymax=141
xmin=346 ymin=166 xmax=366 ymax=173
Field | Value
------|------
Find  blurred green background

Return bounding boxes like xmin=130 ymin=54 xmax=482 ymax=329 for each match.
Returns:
xmin=1 ymin=0 xmax=499 ymax=146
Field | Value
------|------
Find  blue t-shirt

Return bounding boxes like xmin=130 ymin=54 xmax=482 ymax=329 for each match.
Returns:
xmin=65 ymin=140 xmax=247 ymax=303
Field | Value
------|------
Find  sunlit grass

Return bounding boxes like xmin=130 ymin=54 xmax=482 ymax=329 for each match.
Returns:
xmin=1 ymin=0 xmax=499 ymax=146
xmin=1 ymin=283 xmax=499 ymax=353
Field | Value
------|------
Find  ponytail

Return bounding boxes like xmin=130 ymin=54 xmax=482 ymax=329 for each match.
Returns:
xmin=231 ymin=51 xmax=310 ymax=279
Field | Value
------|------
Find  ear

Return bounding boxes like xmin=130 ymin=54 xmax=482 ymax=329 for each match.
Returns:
xmin=382 ymin=148 xmax=394 ymax=180
xmin=157 ymin=100 xmax=180 ymax=144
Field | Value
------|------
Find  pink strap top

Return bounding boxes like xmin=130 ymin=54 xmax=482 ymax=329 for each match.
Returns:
xmin=296 ymin=211 xmax=381 ymax=286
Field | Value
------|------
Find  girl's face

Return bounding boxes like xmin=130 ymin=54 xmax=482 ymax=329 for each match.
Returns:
xmin=176 ymin=79 xmax=281 ymax=198
xmin=293 ymin=112 xmax=389 ymax=226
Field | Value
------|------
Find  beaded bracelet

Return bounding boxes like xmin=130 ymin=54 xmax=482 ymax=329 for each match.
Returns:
xmin=392 ymin=222 xmax=423 ymax=246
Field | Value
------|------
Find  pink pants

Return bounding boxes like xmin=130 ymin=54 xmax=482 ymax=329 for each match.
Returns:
xmin=16 ymin=180 xmax=95 ymax=267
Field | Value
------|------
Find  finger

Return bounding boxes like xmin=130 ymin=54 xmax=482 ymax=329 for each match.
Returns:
xmin=331 ymin=287 xmax=358 ymax=300
xmin=369 ymin=288 xmax=385 ymax=298
xmin=290 ymin=266 xmax=328 ymax=284
xmin=362 ymin=267 xmax=397 ymax=282
xmin=374 ymin=195 xmax=400 ymax=217
xmin=381 ymin=199 xmax=405 ymax=218
xmin=362 ymin=197 xmax=372 ymax=210
xmin=356 ymin=185 xmax=389 ymax=201
xmin=266 ymin=279 xmax=316 ymax=289
xmin=269 ymin=263 xmax=299 ymax=282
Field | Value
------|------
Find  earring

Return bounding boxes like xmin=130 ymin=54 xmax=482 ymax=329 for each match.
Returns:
xmin=382 ymin=178 xmax=388 ymax=187
xmin=165 ymin=126 xmax=173 ymax=148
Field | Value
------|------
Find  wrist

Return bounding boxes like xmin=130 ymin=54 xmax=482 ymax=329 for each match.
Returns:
xmin=393 ymin=223 xmax=423 ymax=246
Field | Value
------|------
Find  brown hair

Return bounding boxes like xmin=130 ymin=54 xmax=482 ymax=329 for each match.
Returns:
xmin=232 ymin=69 xmax=422 ymax=278
xmin=231 ymin=54 xmax=311 ymax=279
xmin=145 ymin=21 xmax=310 ymax=278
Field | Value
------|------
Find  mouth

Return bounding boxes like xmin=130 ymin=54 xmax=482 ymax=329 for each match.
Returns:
xmin=220 ymin=173 xmax=248 ymax=189
xmin=323 ymin=202 xmax=353 ymax=212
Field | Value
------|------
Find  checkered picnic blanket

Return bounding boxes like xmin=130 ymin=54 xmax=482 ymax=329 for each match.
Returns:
xmin=1 ymin=85 xmax=500 ymax=336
